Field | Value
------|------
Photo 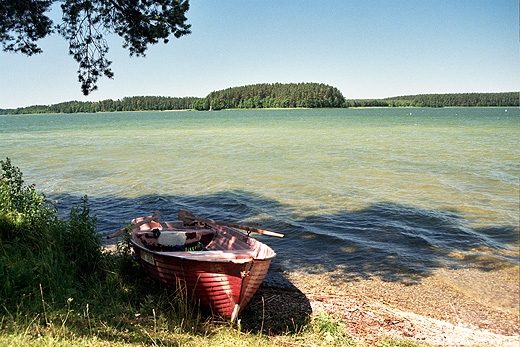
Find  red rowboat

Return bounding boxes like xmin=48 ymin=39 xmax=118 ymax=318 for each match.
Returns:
xmin=124 ymin=211 xmax=279 ymax=321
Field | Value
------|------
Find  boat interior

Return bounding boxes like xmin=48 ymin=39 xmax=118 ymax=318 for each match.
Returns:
xmin=131 ymin=218 xmax=276 ymax=261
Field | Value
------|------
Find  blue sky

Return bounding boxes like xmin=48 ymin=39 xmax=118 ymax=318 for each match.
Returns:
xmin=0 ymin=0 xmax=518 ymax=108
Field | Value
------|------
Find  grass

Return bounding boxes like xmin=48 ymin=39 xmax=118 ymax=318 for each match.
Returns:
xmin=0 ymin=157 xmax=429 ymax=347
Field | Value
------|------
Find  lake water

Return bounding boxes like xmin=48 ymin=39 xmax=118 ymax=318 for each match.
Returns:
xmin=1 ymin=108 xmax=518 ymax=284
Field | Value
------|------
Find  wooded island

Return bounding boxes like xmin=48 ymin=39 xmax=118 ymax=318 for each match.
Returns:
xmin=1 ymin=83 xmax=518 ymax=114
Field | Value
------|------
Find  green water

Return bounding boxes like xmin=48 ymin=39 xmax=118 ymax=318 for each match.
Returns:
xmin=1 ymin=108 xmax=518 ymax=280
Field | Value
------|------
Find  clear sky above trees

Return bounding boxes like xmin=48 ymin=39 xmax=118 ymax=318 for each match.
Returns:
xmin=1 ymin=0 xmax=518 ymax=108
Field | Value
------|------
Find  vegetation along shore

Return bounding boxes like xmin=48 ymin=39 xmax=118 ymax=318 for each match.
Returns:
xmin=1 ymin=158 xmax=518 ymax=346
xmin=1 ymin=83 xmax=518 ymax=114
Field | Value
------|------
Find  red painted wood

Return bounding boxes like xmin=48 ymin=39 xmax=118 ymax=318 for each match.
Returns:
xmin=130 ymin=219 xmax=276 ymax=319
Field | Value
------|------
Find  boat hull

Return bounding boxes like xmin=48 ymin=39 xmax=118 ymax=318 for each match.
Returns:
xmin=129 ymin=219 xmax=276 ymax=320
xmin=132 ymin=246 xmax=272 ymax=319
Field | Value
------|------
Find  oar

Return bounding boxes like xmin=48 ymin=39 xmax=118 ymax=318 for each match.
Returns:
xmin=107 ymin=210 xmax=161 ymax=239
xmin=178 ymin=210 xmax=284 ymax=238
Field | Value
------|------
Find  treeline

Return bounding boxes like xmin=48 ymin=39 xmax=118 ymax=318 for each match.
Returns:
xmin=0 ymin=83 xmax=346 ymax=114
xmin=0 ymin=96 xmax=199 ymax=114
xmin=192 ymin=83 xmax=346 ymax=110
xmin=1 ymin=88 xmax=518 ymax=115
xmin=349 ymin=92 xmax=519 ymax=108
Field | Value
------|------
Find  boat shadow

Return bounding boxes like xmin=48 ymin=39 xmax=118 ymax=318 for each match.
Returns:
xmin=240 ymin=272 xmax=313 ymax=334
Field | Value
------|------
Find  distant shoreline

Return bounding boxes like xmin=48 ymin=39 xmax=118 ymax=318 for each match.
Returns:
xmin=1 ymin=86 xmax=518 ymax=114
xmin=1 ymin=105 xmax=517 ymax=116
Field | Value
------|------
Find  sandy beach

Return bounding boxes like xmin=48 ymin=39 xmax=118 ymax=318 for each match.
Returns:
xmin=249 ymin=265 xmax=520 ymax=346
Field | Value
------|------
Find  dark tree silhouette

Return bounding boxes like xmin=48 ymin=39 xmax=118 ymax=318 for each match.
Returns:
xmin=0 ymin=0 xmax=191 ymax=95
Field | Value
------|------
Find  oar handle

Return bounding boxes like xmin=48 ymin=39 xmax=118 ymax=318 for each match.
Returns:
xmin=178 ymin=210 xmax=284 ymax=238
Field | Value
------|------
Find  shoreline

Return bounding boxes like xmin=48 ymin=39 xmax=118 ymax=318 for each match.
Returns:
xmin=104 ymin=243 xmax=519 ymax=345
xmin=252 ymin=265 xmax=520 ymax=346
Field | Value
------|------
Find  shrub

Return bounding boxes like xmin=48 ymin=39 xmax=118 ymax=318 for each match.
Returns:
xmin=0 ymin=157 xmax=101 ymax=313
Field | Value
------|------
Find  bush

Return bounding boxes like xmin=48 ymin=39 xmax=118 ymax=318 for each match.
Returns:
xmin=0 ymin=157 xmax=101 ymax=313
xmin=0 ymin=157 xmax=56 ymax=242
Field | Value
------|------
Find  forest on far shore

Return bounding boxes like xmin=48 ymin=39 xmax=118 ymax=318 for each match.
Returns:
xmin=355 ymin=92 xmax=519 ymax=108
xmin=0 ymin=83 xmax=518 ymax=115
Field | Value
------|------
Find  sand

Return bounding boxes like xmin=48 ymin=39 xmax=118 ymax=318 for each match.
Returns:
xmin=251 ymin=265 xmax=519 ymax=346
